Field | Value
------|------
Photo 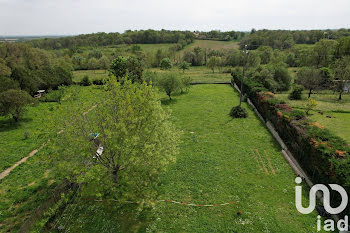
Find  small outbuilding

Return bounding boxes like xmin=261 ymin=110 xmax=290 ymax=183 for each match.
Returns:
xmin=34 ymin=90 xmax=46 ymax=98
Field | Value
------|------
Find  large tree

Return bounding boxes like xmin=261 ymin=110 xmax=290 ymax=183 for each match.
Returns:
xmin=109 ymin=56 xmax=144 ymax=83
xmin=333 ymin=56 xmax=350 ymax=100
xmin=54 ymin=77 xmax=180 ymax=205
xmin=296 ymin=67 xmax=322 ymax=98
xmin=0 ymin=89 xmax=33 ymax=122
xmin=206 ymin=56 xmax=221 ymax=73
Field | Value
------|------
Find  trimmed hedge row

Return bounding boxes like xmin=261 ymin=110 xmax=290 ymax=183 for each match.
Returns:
xmin=232 ymin=75 xmax=350 ymax=215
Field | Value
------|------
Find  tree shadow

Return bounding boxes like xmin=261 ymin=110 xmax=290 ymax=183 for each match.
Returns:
xmin=161 ymin=98 xmax=178 ymax=106
xmin=0 ymin=117 xmax=33 ymax=132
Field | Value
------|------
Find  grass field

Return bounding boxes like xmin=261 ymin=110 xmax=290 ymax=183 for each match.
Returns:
xmin=0 ymin=86 xmax=103 ymax=232
xmin=73 ymin=66 xmax=232 ymax=84
xmin=72 ymin=69 xmax=109 ymax=82
xmin=179 ymin=40 xmax=239 ymax=57
xmin=149 ymin=66 xmax=232 ymax=84
xmin=275 ymin=91 xmax=350 ymax=143
xmin=52 ymin=84 xmax=320 ymax=232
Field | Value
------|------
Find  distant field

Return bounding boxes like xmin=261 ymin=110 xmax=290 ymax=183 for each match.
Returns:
xmin=74 ymin=66 xmax=232 ymax=84
xmin=275 ymin=91 xmax=350 ymax=143
xmin=179 ymin=40 xmax=239 ymax=57
xmin=149 ymin=66 xmax=232 ymax=84
xmin=72 ymin=70 xmax=108 ymax=82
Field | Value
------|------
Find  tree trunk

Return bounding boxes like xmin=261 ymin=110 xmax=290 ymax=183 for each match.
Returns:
xmin=112 ymin=169 xmax=118 ymax=184
xmin=339 ymin=91 xmax=342 ymax=100
xmin=308 ymin=89 xmax=312 ymax=98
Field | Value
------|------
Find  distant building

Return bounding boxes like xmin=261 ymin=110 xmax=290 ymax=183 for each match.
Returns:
xmin=344 ymin=81 xmax=350 ymax=93
xmin=34 ymin=90 xmax=46 ymax=98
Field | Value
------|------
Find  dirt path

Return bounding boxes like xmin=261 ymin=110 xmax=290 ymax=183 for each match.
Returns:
xmin=0 ymin=104 xmax=97 ymax=180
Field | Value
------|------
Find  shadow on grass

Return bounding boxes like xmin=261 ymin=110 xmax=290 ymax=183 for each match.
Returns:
xmin=161 ymin=98 xmax=178 ymax=106
xmin=0 ymin=117 xmax=33 ymax=132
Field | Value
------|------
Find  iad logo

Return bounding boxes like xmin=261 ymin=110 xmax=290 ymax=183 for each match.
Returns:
xmin=295 ymin=177 xmax=348 ymax=215
xmin=295 ymin=177 xmax=349 ymax=232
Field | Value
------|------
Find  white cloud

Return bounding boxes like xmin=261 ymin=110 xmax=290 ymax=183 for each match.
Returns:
xmin=0 ymin=0 xmax=349 ymax=35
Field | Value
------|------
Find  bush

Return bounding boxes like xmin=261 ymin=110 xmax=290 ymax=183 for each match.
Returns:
xmin=159 ymin=58 xmax=172 ymax=70
xmin=229 ymin=105 xmax=248 ymax=118
xmin=289 ymin=109 xmax=306 ymax=120
xmin=180 ymin=76 xmax=192 ymax=93
xmin=157 ymin=73 xmax=181 ymax=100
xmin=92 ymin=79 xmax=104 ymax=85
xmin=289 ymin=85 xmax=304 ymax=100
xmin=305 ymin=98 xmax=318 ymax=115
xmin=80 ymin=76 xmax=91 ymax=86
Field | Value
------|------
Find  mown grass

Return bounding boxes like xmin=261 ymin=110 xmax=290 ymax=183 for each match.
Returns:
xmin=52 ymin=84 xmax=320 ymax=232
xmin=72 ymin=69 xmax=109 ymax=82
xmin=149 ymin=66 xmax=232 ymax=84
xmin=0 ymin=86 xmax=103 ymax=232
xmin=73 ymin=66 xmax=232 ymax=84
xmin=275 ymin=91 xmax=350 ymax=143
xmin=179 ymin=40 xmax=239 ymax=57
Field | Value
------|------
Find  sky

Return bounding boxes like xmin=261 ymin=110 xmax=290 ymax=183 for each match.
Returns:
xmin=0 ymin=0 xmax=350 ymax=36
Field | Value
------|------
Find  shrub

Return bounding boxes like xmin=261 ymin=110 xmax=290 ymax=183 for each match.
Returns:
xmin=157 ymin=73 xmax=181 ymax=100
xmin=159 ymin=58 xmax=172 ymax=70
xmin=80 ymin=76 xmax=91 ymax=86
xmin=289 ymin=85 xmax=304 ymax=100
xmin=24 ymin=131 xmax=30 ymax=140
xmin=180 ymin=76 xmax=192 ymax=93
xmin=229 ymin=106 xmax=248 ymax=118
xmin=289 ymin=109 xmax=306 ymax=120
xmin=305 ymin=98 xmax=318 ymax=115
xmin=92 ymin=79 xmax=104 ymax=85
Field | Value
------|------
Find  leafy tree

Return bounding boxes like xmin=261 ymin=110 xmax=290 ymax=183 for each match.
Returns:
xmin=0 ymin=58 xmax=11 ymax=77
xmin=178 ymin=61 xmax=190 ymax=73
xmin=0 ymin=76 xmax=19 ymax=93
xmin=336 ymin=36 xmax=350 ymax=57
xmin=10 ymin=67 xmax=39 ymax=95
xmin=296 ymin=67 xmax=322 ymax=98
xmin=80 ymin=75 xmax=91 ymax=86
xmin=207 ymin=56 xmax=221 ymax=73
xmin=332 ymin=56 xmax=350 ymax=100
xmin=98 ymin=56 xmax=110 ymax=71
xmin=313 ymin=39 xmax=337 ymax=67
xmin=157 ymin=73 xmax=181 ymax=100
xmin=193 ymin=47 xmax=204 ymax=66
xmin=288 ymin=85 xmax=304 ymax=100
xmin=109 ymin=56 xmax=144 ymax=83
xmin=0 ymin=89 xmax=33 ymax=122
xmin=87 ymin=58 xmax=99 ymax=70
xmin=246 ymin=52 xmax=261 ymax=68
xmin=257 ymin=46 xmax=274 ymax=64
xmin=159 ymin=58 xmax=172 ymax=70
xmin=305 ymin=98 xmax=318 ymax=115
xmin=130 ymin=44 xmax=142 ymax=54
xmin=226 ymin=50 xmax=242 ymax=67
xmin=88 ymin=49 xmax=103 ymax=59
xmin=180 ymin=76 xmax=192 ymax=93
xmin=53 ymin=77 xmax=180 ymax=205
xmin=272 ymin=64 xmax=291 ymax=91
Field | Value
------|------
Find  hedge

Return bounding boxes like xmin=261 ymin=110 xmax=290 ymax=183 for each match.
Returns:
xmin=232 ymin=75 xmax=350 ymax=216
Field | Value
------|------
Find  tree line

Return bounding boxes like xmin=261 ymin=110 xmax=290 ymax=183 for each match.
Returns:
xmin=28 ymin=30 xmax=195 ymax=50
xmin=240 ymin=29 xmax=350 ymax=49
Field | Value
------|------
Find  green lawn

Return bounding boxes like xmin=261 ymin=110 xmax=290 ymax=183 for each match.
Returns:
xmin=179 ymin=40 xmax=239 ymax=57
xmin=52 ymin=84 xmax=320 ymax=232
xmin=0 ymin=86 xmax=103 ymax=232
xmin=275 ymin=91 xmax=350 ymax=143
xmin=72 ymin=69 xmax=109 ymax=82
xmin=149 ymin=66 xmax=232 ymax=84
